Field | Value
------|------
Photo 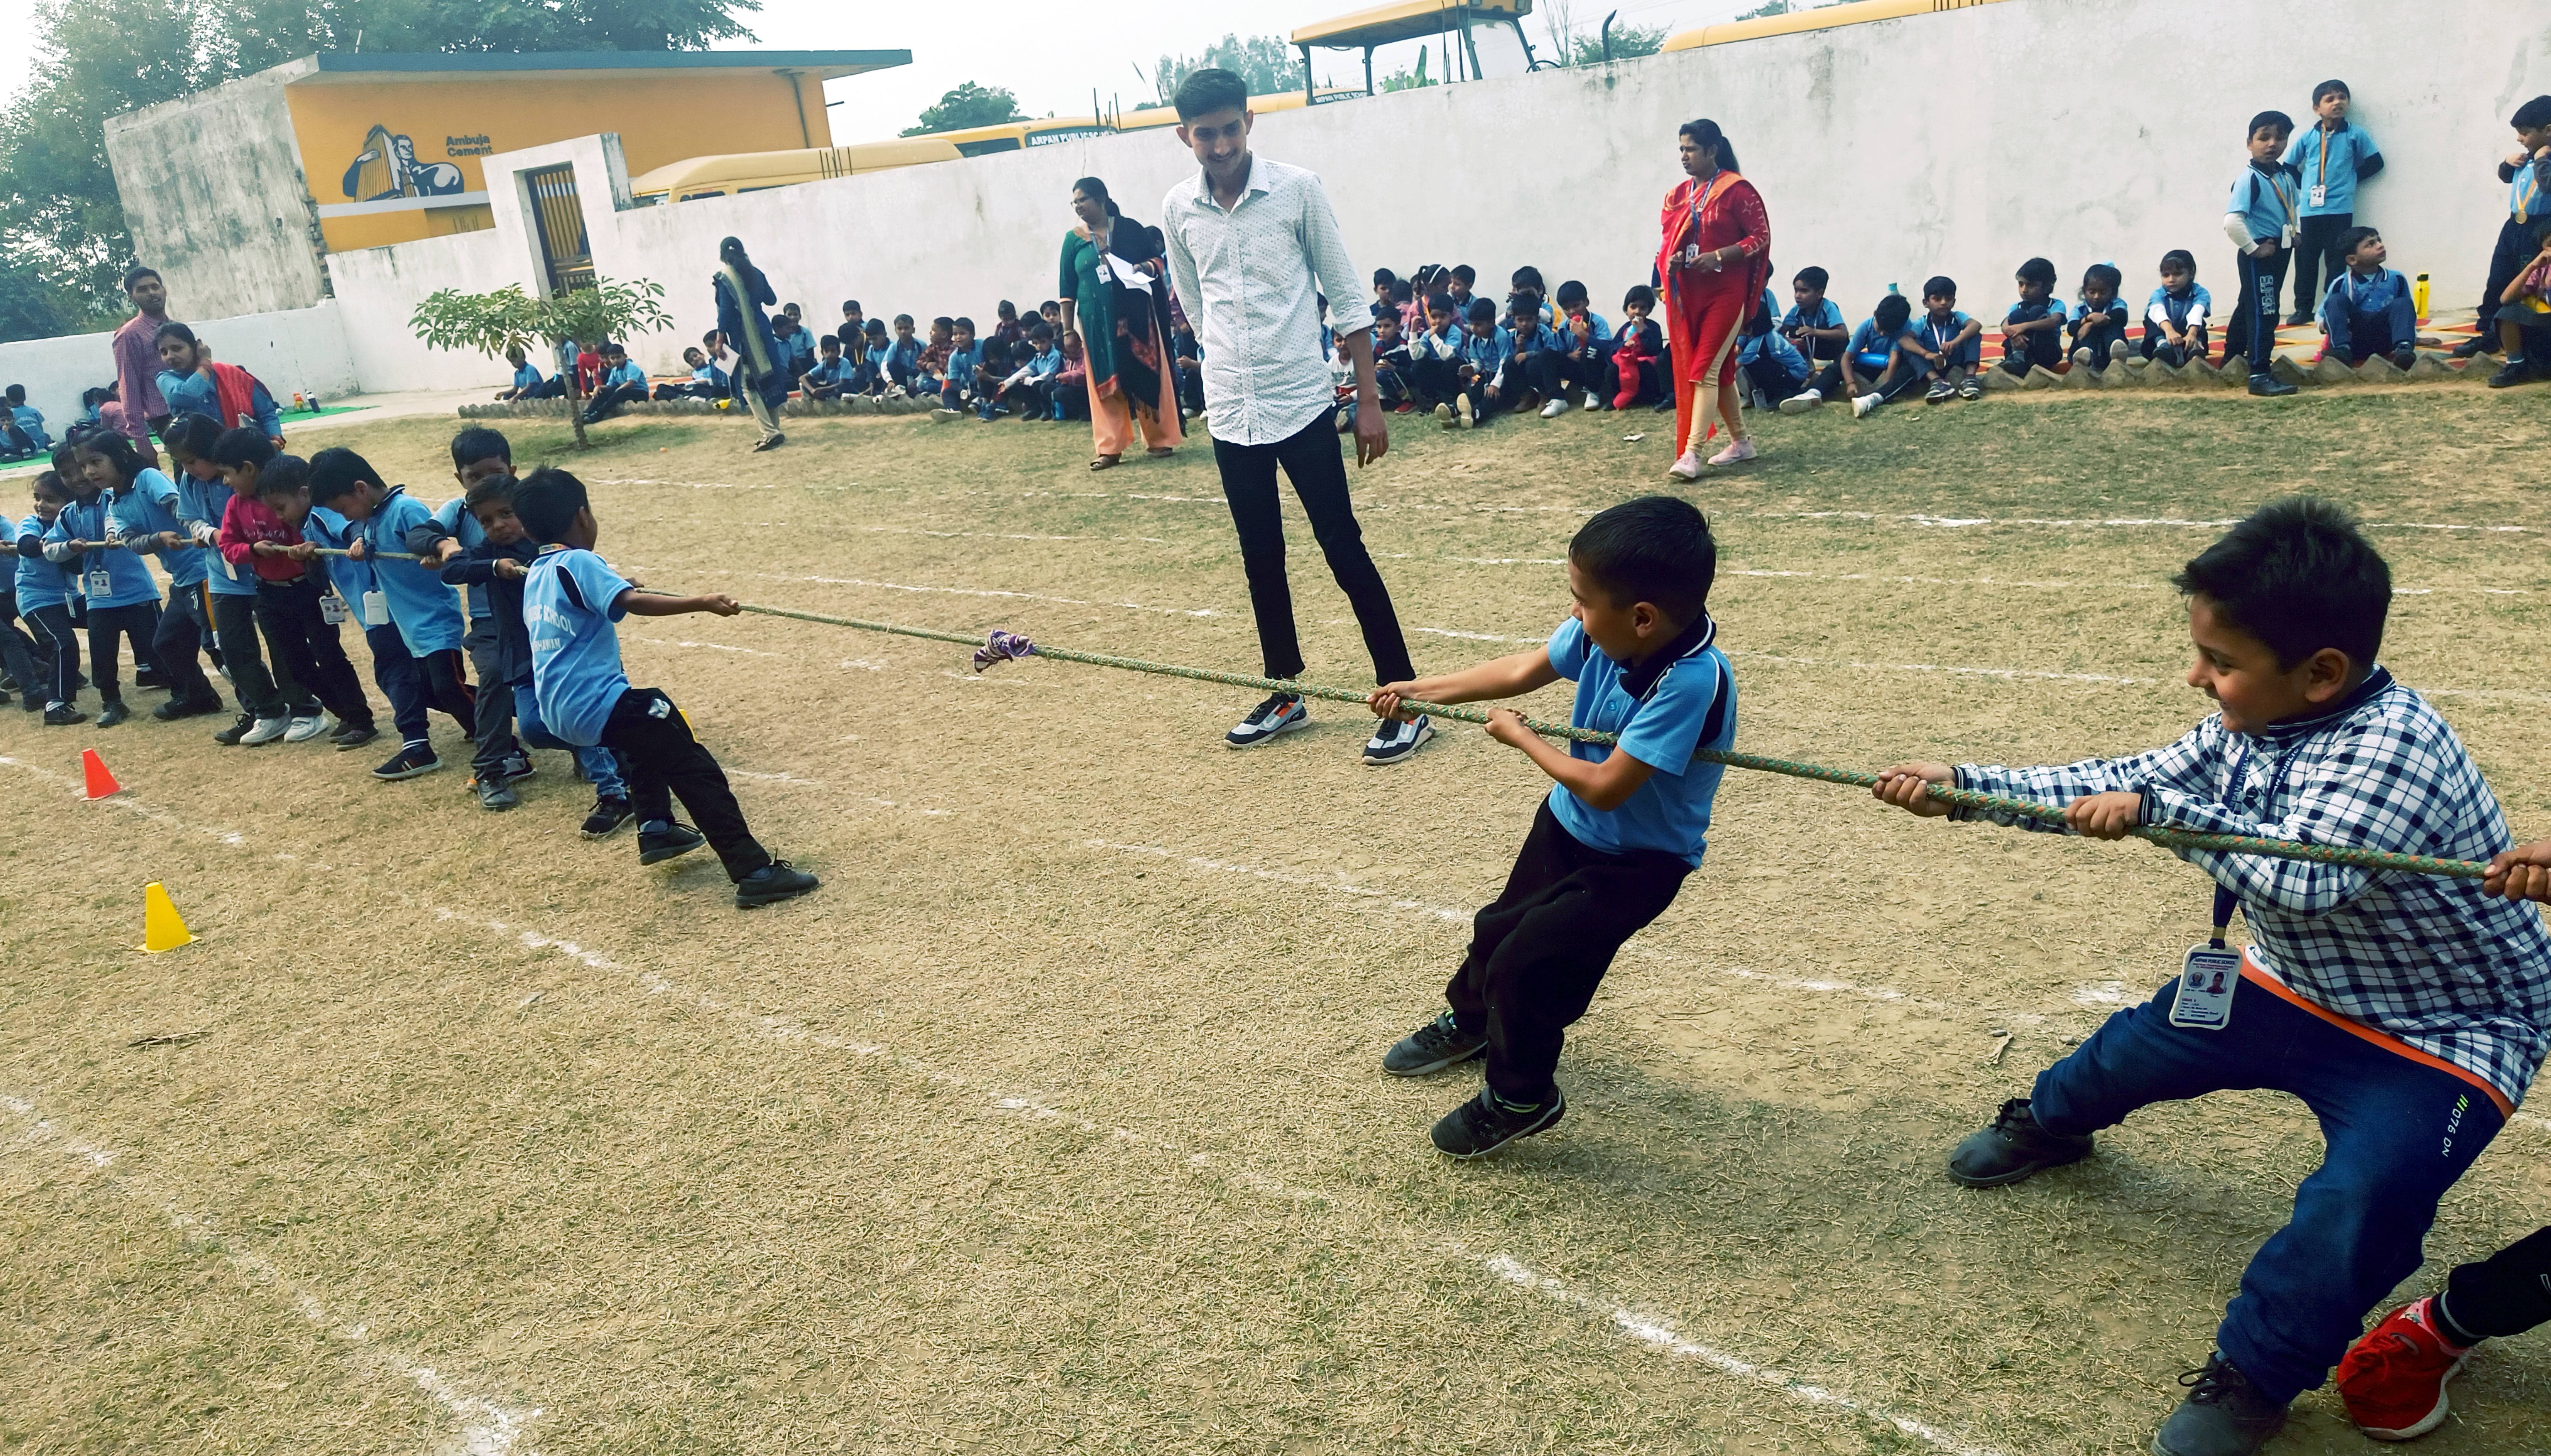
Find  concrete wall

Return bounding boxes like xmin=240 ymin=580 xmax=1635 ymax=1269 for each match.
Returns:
xmin=0 ymin=302 xmax=360 ymax=442
xmin=107 ymin=60 xmax=330 ymax=320
xmin=330 ymin=227 xmax=525 ymax=393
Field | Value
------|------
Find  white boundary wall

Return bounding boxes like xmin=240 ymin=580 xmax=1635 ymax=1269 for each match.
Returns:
xmin=13 ymin=0 xmax=2549 ymax=400
xmin=0 ymin=302 xmax=359 ymax=445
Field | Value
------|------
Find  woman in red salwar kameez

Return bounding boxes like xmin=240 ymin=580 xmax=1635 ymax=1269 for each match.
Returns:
xmin=1654 ymin=118 xmax=1771 ymax=479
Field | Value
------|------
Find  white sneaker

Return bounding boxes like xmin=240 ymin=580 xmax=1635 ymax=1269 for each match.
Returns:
xmin=283 ymin=713 xmax=334 ymax=743
xmin=1436 ymin=402 xmax=1456 ymax=429
xmin=1667 ymin=449 xmax=1703 ymax=481
xmin=1539 ymin=397 xmax=1568 ymax=419
xmin=1362 ymin=714 xmax=1435 ymax=766
xmin=240 ymin=716 xmax=291 ymax=746
xmin=1581 ymin=394 xmax=1603 ymax=411
xmin=1780 ymin=389 xmax=1823 ymax=414
xmin=1852 ymin=392 xmax=1881 ymax=418
xmin=1225 ymin=692 xmax=1309 ymax=749
xmin=1708 ymin=437 xmax=1757 ymax=466
xmin=1456 ymin=394 xmax=1475 ymax=429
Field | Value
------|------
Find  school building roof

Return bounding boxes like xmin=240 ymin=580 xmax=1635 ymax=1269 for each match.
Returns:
xmin=292 ymin=50 xmax=912 ymax=85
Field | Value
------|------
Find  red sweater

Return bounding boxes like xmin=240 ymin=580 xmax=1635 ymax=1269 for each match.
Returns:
xmin=217 ymin=494 xmax=305 ymax=582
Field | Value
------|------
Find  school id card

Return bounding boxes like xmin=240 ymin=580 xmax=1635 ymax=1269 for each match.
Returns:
xmin=2169 ymin=945 xmax=2244 ymax=1030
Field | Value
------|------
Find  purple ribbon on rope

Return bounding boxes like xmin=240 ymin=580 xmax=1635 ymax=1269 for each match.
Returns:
xmin=973 ymin=630 xmax=1037 ymax=673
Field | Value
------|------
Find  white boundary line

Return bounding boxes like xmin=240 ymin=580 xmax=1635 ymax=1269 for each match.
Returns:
xmin=0 ymin=1093 xmax=540 ymax=1454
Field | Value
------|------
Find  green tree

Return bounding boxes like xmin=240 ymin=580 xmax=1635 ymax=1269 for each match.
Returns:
xmin=1567 ymin=21 xmax=1669 ymax=63
xmin=1379 ymin=48 xmax=1434 ymax=93
xmin=409 ymin=274 xmax=672 ymax=449
xmin=1154 ymin=33 xmax=1297 ymax=102
xmin=900 ymin=82 xmax=1026 ymax=136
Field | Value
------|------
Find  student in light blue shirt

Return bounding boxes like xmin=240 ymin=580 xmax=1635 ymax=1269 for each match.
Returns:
xmin=2283 ymin=81 xmax=2385 ymax=324
xmin=408 ymin=427 xmax=524 ymax=789
xmin=2143 ymin=250 xmax=2215 ymax=367
xmin=152 ymin=323 xmax=283 ymax=440
xmin=1791 ymin=292 xmax=1923 ymax=416
xmin=1903 ymin=275 xmax=1983 ymax=402
xmin=299 ymin=495 xmax=384 ymax=752
xmin=1500 ymin=297 xmax=1571 ymax=418
xmin=1452 ymin=297 xmax=1512 ymax=428
xmin=1366 ymin=496 xmax=1733 ymax=1159
xmin=1999 ymin=257 xmax=2069 ymax=378
xmin=512 ymin=466 xmax=819 ymax=909
xmin=495 ymin=347 xmax=551 ymax=401
xmin=314 ymin=459 xmax=478 ymax=780
xmin=43 ymin=440 xmax=163 ymax=726
xmin=2224 ymin=109 xmax=2302 ymax=393
xmin=2319 ymin=226 xmax=2417 ymax=370
xmin=1779 ymin=267 xmax=1848 ymax=369
xmin=102 ymin=432 xmax=225 ymax=719
xmin=581 ymin=343 xmax=649 ymax=425
xmin=935 ymin=318 xmax=984 ymax=414
xmin=14 ymin=471 xmax=80 ymax=718
xmin=1535 ymin=280 xmax=1614 ymax=415
xmin=4 ymin=385 xmax=50 ymax=454
xmin=1736 ymin=286 xmax=1810 ymax=407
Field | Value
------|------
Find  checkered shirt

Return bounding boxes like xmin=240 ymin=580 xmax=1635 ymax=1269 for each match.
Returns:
xmin=1953 ymin=669 xmax=2551 ymax=1107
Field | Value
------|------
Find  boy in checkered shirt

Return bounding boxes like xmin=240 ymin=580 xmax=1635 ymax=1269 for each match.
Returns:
xmin=1873 ymin=496 xmax=2551 ymax=1456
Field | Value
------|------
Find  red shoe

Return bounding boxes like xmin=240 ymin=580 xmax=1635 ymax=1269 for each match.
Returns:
xmin=2337 ymin=1296 xmax=2470 ymax=1441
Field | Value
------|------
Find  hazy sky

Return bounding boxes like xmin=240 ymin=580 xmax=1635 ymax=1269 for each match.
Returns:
xmin=0 ymin=0 xmax=1759 ymax=142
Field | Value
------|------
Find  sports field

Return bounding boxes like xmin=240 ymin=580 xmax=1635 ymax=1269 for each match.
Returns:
xmin=5 ymin=383 xmax=2548 ymax=1454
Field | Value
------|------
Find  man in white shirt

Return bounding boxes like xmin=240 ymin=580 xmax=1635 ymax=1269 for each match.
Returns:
xmin=1161 ymin=67 xmax=1431 ymax=767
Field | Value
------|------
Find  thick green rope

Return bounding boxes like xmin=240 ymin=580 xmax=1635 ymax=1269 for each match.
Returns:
xmin=737 ymin=602 xmax=2488 ymax=881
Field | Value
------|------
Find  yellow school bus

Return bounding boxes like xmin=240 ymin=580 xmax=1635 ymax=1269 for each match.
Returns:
xmin=1662 ymin=0 xmax=2013 ymax=52
xmin=1112 ymin=87 xmax=1366 ymax=134
xmin=925 ymin=116 xmax=1117 ymax=157
xmin=631 ymin=136 xmax=961 ymax=203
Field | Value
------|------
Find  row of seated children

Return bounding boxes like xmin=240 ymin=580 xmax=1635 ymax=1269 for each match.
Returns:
xmin=1359 ymin=278 xmax=1672 ymax=431
xmin=1 ymin=384 xmax=52 ymax=461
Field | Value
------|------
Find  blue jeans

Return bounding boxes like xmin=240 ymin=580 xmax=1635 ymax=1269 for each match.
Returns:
xmin=511 ymin=676 xmax=626 ymax=800
xmin=2032 ymin=971 xmax=2506 ymax=1405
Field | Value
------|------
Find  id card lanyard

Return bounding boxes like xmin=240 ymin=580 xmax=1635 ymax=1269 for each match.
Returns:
xmin=2172 ymin=885 xmax=2244 ymax=1030
xmin=77 ymin=500 xmax=112 ymax=598
xmin=2310 ymin=127 xmax=2332 ymax=210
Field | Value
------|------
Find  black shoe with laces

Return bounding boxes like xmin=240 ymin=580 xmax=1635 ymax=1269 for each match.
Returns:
xmin=734 ymin=859 xmax=821 ymax=908
xmin=637 ymin=821 xmax=708 ymax=865
xmin=2488 ymin=359 xmax=2536 ymax=389
xmin=96 ymin=699 xmax=129 ymax=727
xmin=581 ymin=796 xmax=634 ymax=838
xmin=2152 ymin=1353 xmax=2289 ymax=1456
xmin=2247 ymin=375 xmax=2298 ymax=397
xmin=43 ymin=704 xmax=86 ymax=727
xmin=2450 ymin=334 xmax=2497 ymax=360
xmin=332 ymin=724 xmax=379 ymax=751
xmin=1431 ymin=1086 xmax=1566 ymax=1159
xmin=372 ymin=742 xmax=442 ymax=780
xmin=213 ymin=712 xmax=255 ymax=745
xmin=1948 ymin=1097 xmax=2094 ymax=1187
xmin=153 ymin=693 xmax=223 ymax=722
xmin=1225 ymin=691 xmax=1308 ymax=749
xmin=1383 ymin=1011 xmax=1489 ymax=1076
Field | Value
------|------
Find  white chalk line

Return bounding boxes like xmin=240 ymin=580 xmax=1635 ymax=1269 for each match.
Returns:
xmin=0 ymin=1092 xmax=540 ymax=1454
xmin=627 ymin=635 xmax=780 ymax=658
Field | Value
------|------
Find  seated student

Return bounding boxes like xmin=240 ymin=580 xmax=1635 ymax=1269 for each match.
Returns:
xmin=1445 ymin=264 xmax=1478 ymax=315
xmin=1370 ymin=266 xmax=1398 ymax=321
xmin=1502 ymin=297 xmax=1571 ymax=417
xmin=16 ymin=471 xmax=83 ymax=722
xmin=984 ymin=300 xmax=1023 ymax=368
xmin=2000 ymin=257 xmax=2070 ymax=377
xmin=572 ymin=341 xmax=603 ymax=398
xmin=1388 ymin=276 xmax=1421 ymax=339
xmin=2487 ymin=228 xmax=2551 ymax=387
xmin=1806 ymin=292 xmax=1923 ymax=417
xmin=1367 ymin=495 xmax=1734 ymax=1158
xmin=800 ymin=335 xmax=853 ymax=400
xmin=213 ymin=449 xmax=377 ymax=746
xmin=0 ymin=414 xmax=33 ymax=460
xmin=582 ymin=344 xmax=647 ymax=423
xmin=1735 ymin=286 xmax=1811 ymax=410
xmin=855 ymin=319 xmax=891 ymax=395
xmin=1778 ymin=267 xmax=1848 ymax=381
xmin=836 ymin=299 xmax=866 ymax=353
xmin=2456 ymin=95 xmax=2551 ymax=368
xmin=2318 ymin=226 xmax=2417 ymax=370
xmin=1532 ymin=280 xmax=1612 ymax=415
xmin=495 ymin=346 xmax=549 ymax=401
xmin=931 ymin=317 xmax=983 ymax=419
xmin=1874 ymin=496 xmax=2551 ymax=1456
xmin=700 ymin=329 xmax=741 ymax=393
xmin=1037 ymin=299 xmax=1064 ymax=338
xmin=768 ymin=313 xmax=818 ymax=383
xmin=1609 ymin=286 xmax=1667 ymax=411
xmin=512 ymin=468 xmax=819 ymax=908
xmin=6 ymin=385 xmax=53 ymax=452
xmin=1368 ymin=308 xmax=1414 ymax=414
xmin=1902 ymin=276 xmax=1983 ymax=402
xmin=154 ymin=322 xmax=283 ymax=443
xmin=986 ymin=321 xmax=1063 ymax=420
xmin=654 ymin=347 xmax=728 ymax=401
xmin=316 ymin=453 xmax=479 ymax=782
xmin=90 ymin=429 xmax=223 ymax=721
xmin=1170 ymin=315 xmax=1205 ymax=417
xmin=166 ymin=413 xmax=321 ymax=746
xmin=42 ymin=437 xmax=163 ymax=729
xmin=1506 ymin=265 xmax=1557 ymax=327
xmin=910 ymin=316 xmax=954 ymax=400
xmin=2069 ymin=262 xmax=2133 ymax=370
xmin=2144 ymin=250 xmax=2215 ymax=367
xmin=1406 ymin=293 xmax=1469 ymax=413
xmin=1047 ymin=331 xmax=1090 ymax=420
xmin=1447 ymin=296 xmax=1512 ymax=429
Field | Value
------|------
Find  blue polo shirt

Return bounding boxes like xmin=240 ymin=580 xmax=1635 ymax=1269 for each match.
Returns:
xmin=2283 ymin=122 xmax=2380 ymax=217
xmin=428 ymin=496 xmax=491 ymax=620
xmin=110 ymin=468 xmax=205 ymax=589
xmin=1848 ymin=318 xmax=1908 ymax=373
xmin=14 ymin=512 xmax=72 ymax=611
xmin=511 ymin=361 xmax=544 ymax=391
xmin=176 ymin=475 xmax=256 ymax=597
xmin=1458 ymin=326 xmax=1511 ymax=375
xmin=363 ymin=487 xmax=467 ymax=656
xmin=1782 ymin=297 xmax=1846 ymax=359
xmin=305 ymin=505 xmax=371 ymax=626
xmin=1543 ymin=614 xmax=1736 ymax=868
xmin=48 ymin=494 xmax=159 ymax=608
xmin=2228 ymin=162 xmax=2301 ymax=245
xmin=523 ymin=544 xmax=633 ymax=748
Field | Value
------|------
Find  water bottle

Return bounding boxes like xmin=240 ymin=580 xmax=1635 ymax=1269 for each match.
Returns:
xmin=2413 ymin=273 xmax=2430 ymax=321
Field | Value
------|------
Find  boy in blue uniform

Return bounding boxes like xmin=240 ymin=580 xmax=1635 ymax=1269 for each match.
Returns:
xmin=512 ymin=468 xmax=818 ymax=908
xmin=2318 ymin=226 xmax=2417 ymax=370
xmin=582 ymin=344 xmax=648 ymax=424
xmin=1536 ymin=279 xmax=1611 ymax=415
xmin=14 ymin=472 xmax=80 ymax=721
xmin=1450 ymin=297 xmax=1510 ymax=429
xmin=1902 ymin=276 xmax=1982 ymax=402
xmin=1369 ymin=496 xmax=1734 ymax=1158
xmin=2283 ymin=81 xmax=2385 ymax=325
xmin=2068 ymin=262 xmax=2133 ymax=371
xmin=1999 ymin=257 xmax=2068 ymax=378
xmin=2144 ymin=251 xmax=2214 ymax=366
xmin=1735 ymin=286 xmax=1809 ymax=410
xmin=2224 ymin=109 xmax=2303 ymax=396
xmin=1876 ymin=497 xmax=2551 ymax=1456
xmin=296 ymin=478 xmax=382 ymax=752
xmin=94 ymin=430 xmax=224 ymax=720
xmin=1777 ymin=267 xmax=1847 ymax=391
xmin=44 ymin=439 xmax=163 ymax=727
xmin=2467 ymin=96 xmax=2551 ymax=379
xmin=800 ymin=336 xmax=852 ymax=401
xmin=167 ymin=414 xmax=317 ymax=745
xmin=408 ymin=429 xmax=527 ymax=794
xmin=6 ymin=385 xmax=52 ymax=452
xmin=1500 ymin=298 xmax=1570 ymax=418
xmin=312 ymin=455 xmax=478 ymax=780
xmin=494 ymin=346 xmax=548 ymax=402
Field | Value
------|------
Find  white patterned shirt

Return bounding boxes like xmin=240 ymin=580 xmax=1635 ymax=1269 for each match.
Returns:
xmin=1161 ymin=155 xmax=1369 ymax=446
xmin=1952 ymin=669 xmax=2551 ymax=1109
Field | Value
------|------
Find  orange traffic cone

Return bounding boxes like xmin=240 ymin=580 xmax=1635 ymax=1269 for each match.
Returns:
xmin=81 ymin=748 xmax=121 ymax=800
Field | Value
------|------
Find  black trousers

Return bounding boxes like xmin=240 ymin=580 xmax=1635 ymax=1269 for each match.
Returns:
xmin=211 ymin=589 xmax=307 ymax=720
xmin=1527 ymin=348 xmax=1608 ymax=400
xmin=1406 ymin=357 xmax=1464 ymax=407
xmin=2290 ymin=212 xmax=2353 ymax=318
xmin=2227 ymin=247 xmax=2291 ymax=375
xmin=2477 ymin=214 xmax=2551 ymax=338
xmin=85 ymin=599 xmax=158 ymax=702
xmin=1212 ymin=408 xmax=1414 ymax=685
xmin=25 ymin=602 xmax=81 ymax=704
xmin=152 ymin=579 xmax=218 ymax=706
xmin=1740 ymin=350 xmax=1807 ymax=402
xmin=252 ymin=577 xmax=374 ymax=729
xmin=2000 ymin=325 xmax=2065 ymax=374
xmin=2142 ymin=324 xmax=2210 ymax=365
xmin=1446 ymin=801 xmax=1691 ymax=1102
xmin=465 ymin=618 xmax=519 ymax=775
xmin=600 ymin=686 xmax=771 ymax=881
xmin=0 ymin=582 xmax=43 ymax=704
xmin=2443 ymin=1226 xmax=2551 ymax=1341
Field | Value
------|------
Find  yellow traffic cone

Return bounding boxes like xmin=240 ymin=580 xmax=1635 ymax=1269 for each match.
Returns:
xmin=140 ymin=882 xmax=194 ymax=953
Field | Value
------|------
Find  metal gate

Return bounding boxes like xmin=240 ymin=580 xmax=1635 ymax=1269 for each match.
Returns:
xmin=525 ymin=164 xmax=593 ymax=296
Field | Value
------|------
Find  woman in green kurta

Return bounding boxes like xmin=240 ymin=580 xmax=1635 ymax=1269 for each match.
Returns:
xmin=1058 ymin=176 xmax=1182 ymax=470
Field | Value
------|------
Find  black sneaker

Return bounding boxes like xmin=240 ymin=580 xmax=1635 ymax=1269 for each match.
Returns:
xmin=2283 ymin=311 xmax=2314 ymax=328
xmin=734 ymin=859 xmax=821 ymax=908
xmin=2153 ymin=1353 xmax=2289 ymax=1456
xmin=638 ymin=821 xmax=708 ymax=865
xmin=1947 ymin=1097 xmax=2094 ymax=1187
xmin=95 ymin=699 xmax=129 ymax=727
xmin=580 ymin=796 xmax=634 ymax=839
xmin=42 ymin=704 xmax=86 ymax=727
xmin=2247 ymin=375 xmax=2298 ymax=397
xmin=2450 ymin=334 xmax=2497 ymax=360
xmin=1431 ymin=1086 xmax=1566 ymax=1159
xmin=2488 ymin=359 xmax=2535 ymax=389
xmin=212 ymin=712 xmax=255 ymax=745
xmin=153 ymin=693 xmax=223 ymax=722
xmin=1225 ymin=691 xmax=1308 ymax=749
xmin=331 ymin=724 xmax=380 ymax=751
xmin=476 ymin=777 xmax=519 ymax=811
xmin=1362 ymin=714 xmax=1435 ymax=766
xmin=372 ymin=742 xmax=442 ymax=780
xmin=1383 ymin=1011 xmax=1488 ymax=1075
xmin=2388 ymin=346 xmax=2418 ymax=373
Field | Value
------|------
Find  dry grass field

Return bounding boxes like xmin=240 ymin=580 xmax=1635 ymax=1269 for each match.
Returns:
xmin=4 ymin=380 xmax=2548 ymax=1454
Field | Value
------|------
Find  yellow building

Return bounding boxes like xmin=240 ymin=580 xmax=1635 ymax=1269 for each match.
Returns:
xmin=106 ymin=50 xmax=909 ymax=318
